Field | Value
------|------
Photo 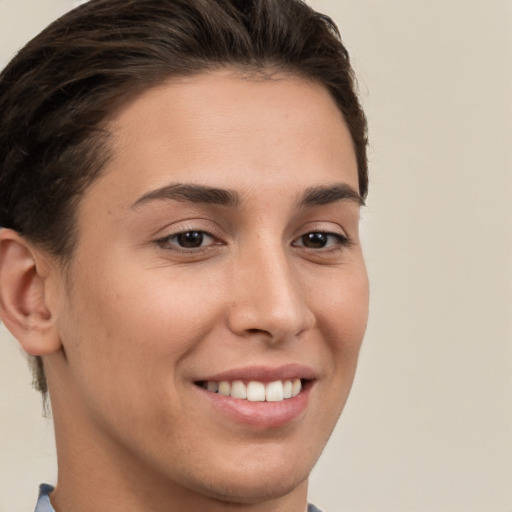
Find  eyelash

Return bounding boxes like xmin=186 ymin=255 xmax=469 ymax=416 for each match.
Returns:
xmin=156 ymin=230 xmax=218 ymax=251
xmin=156 ymin=229 xmax=351 ymax=253
xmin=292 ymin=231 xmax=351 ymax=250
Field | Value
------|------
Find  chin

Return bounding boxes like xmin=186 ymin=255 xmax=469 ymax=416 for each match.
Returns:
xmin=196 ymin=466 xmax=310 ymax=505
xmin=184 ymin=443 xmax=318 ymax=505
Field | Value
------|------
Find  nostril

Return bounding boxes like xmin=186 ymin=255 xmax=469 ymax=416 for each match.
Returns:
xmin=246 ymin=328 xmax=272 ymax=336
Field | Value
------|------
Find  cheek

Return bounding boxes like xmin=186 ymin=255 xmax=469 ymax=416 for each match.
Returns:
xmin=313 ymin=260 xmax=368 ymax=332
xmin=312 ymin=263 xmax=369 ymax=370
xmin=61 ymin=258 xmax=229 ymax=395
xmin=55 ymin=271 xmax=214 ymax=432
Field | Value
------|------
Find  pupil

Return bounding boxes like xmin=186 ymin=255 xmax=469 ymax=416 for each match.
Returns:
xmin=178 ymin=231 xmax=203 ymax=248
xmin=303 ymin=232 xmax=327 ymax=248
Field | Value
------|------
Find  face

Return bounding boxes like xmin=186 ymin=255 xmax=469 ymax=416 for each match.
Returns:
xmin=47 ymin=70 xmax=369 ymax=506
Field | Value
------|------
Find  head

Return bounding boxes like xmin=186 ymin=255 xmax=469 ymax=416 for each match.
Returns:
xmin=0 ymin=0 xmax=368 ymax=507
xmin=0 ymin=0 xmax=368 ymax=399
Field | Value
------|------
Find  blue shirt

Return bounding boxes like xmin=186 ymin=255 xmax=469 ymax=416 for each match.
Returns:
xmin=35 ymin=484 xmax=323 ymax=511
xmin=35 ymin=484 xmax=55 ymax=512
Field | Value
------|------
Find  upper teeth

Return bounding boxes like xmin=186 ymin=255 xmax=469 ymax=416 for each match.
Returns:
xmin=203 ymin=379 xmax=302 ymax=402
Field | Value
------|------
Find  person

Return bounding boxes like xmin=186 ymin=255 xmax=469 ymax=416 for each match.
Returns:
xmin=0 ymin=0 xmax=369 ymax=511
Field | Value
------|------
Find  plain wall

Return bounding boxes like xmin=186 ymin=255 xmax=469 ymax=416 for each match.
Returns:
xmin=1 ymin=1 xmax=511 ymax=511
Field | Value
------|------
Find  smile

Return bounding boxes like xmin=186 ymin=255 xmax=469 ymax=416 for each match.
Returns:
xmin=197 ymin=379 xmax=303 ymax=402
xmin=193 ymin=367 xmax=314 ymax=427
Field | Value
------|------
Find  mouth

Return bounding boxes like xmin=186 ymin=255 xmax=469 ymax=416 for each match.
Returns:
xmin=194 ymin=378 xmax=309 ymax=403
xmin=192 ymin=365 xmax=316 ymax=428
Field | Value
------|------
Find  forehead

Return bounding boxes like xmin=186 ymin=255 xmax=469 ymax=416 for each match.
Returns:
xmin=81 ymin=70 xmax=359 ymax=213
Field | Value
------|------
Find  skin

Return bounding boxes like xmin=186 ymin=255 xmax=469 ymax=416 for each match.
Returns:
xmin=0 ymin=70 xmax=368 ymax=512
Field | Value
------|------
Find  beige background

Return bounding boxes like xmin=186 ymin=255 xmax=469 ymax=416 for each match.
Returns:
xmin=1 ymin=1 xmax=511 ymax=511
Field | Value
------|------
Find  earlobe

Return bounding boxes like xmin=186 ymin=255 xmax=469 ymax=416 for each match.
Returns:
xmin=0 ymin=229 xmax=62 ymax=355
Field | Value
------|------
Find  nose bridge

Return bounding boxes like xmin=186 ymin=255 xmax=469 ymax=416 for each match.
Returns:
xmin=228 ymin=239 xmax=314 ymax=341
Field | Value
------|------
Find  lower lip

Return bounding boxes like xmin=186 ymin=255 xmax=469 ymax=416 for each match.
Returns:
xmin=195 ymin=382 xmax=313 ymax=429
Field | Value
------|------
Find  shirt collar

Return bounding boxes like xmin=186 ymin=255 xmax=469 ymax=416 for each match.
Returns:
xmin=35 ymin=484 xmax=55 ymax=512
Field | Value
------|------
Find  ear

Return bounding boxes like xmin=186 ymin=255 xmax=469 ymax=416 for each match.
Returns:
xmin=0 ymin=228 xmax=62 ymax=355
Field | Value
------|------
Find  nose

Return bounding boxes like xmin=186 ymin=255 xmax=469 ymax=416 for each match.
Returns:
xmin=226 ymin=244 xmax=315 ymax=343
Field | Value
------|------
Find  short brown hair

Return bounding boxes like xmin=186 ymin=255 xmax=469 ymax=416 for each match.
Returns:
xmin=0 ymin=0 xmax=368 ymax=399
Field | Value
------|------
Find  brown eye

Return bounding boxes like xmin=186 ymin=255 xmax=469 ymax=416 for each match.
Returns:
xmin=158 ymin=230 xmax=216 ymax=250
xmin=175 ymin=231 xmax=206 ymax=248
xmin=301 ymin=232 xmax=329 ymax=248
xmin=293 ymin=231 xmax=349 ymax=249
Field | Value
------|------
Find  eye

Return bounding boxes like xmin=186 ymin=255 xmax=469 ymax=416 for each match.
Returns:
xmin=293 ymin=231 xmax=349 ymax=249
xmin=158 ymin=230 xmax=216 ymax=250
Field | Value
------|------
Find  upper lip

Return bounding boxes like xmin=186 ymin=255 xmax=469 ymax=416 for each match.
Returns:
xmin=196 ymin=364 xmax=316 ymax=383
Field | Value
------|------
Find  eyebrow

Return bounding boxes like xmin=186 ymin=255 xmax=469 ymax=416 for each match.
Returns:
xmin=298 ymin=183 xmax=365 ymax=207
xmin=131 ymin=182 xmax=364 ymax=210
xmin=131 ymin=183 xmax=241 ymax=209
